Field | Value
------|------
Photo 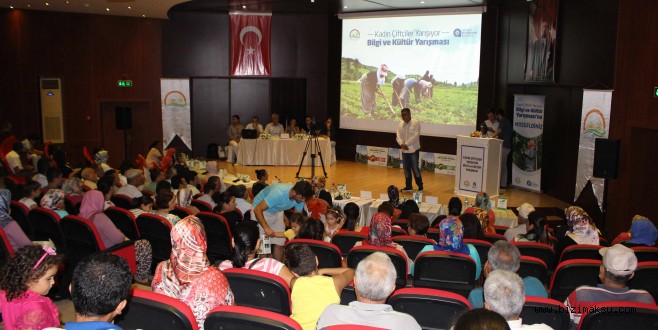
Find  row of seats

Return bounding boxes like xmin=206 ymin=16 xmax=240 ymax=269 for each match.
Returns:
xmin=113 ymin=276 xmax=658 ymax=330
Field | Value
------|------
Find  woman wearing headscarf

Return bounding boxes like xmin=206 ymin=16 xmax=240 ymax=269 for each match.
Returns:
xmin=145 ymin=140 xmax=162 ymax=170
xmin=555 ymin=206 xmax=600 ymax=259
xmin=386 ymin=185 xmax=403 ymax=219
xmin=39 ymin=189 xmax=68 ymax=219
xmin=79 ymin=190 xmax=152 ymax=283
xmin=311 ymin=176 xmax=332 ymax=206
xmin=152 ymin=216 xmax=234 ymax=329
xmin=463 ymin=192 xmax=496 ymax=233
xmin=353 ymin=212 xmax=412 ymax=273
xmin=359 ymin=64 xmax=388 ymax=115
xmin=0 ymin=189 xmax=32 ymax=250
xmin=612 ymin=215 xmax=658 ymax=247
xmin=413 ymin=217 xmax=481 ymax=279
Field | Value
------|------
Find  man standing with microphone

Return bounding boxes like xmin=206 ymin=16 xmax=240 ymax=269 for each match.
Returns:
xmin=396 ymin=108 xmax=423 ymax=191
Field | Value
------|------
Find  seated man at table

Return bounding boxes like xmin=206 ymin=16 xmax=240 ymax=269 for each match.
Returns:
xmin=264 ymin=113 xmax=284 ymax=136
xmin=504 ymin=202 xmax=535 ymax=241
xmin=245 ymin=115 xmax=264 ymax=135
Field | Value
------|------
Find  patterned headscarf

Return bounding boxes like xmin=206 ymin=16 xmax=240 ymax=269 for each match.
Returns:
xmin=368 ymin=212 xmax=393 ymax=247
xmin=156 ymin=216 xmax=209 ymax=299
xmin=311 ymin=176 xmax=327 ymax=197
xmin=565 ymin=206 xmax=599 ymax=245
xmin=79 ymin=190 xmax=106 ymax=220
xmin=387 ymin=185 xmax=400 ymax=207
xmin=474 ymin=192 xmax=491 ymax=211
xmin=94 ymin=150 xmax=109 ymax=165
xmin=472 ymin=207 xmax=490 ymax=233
xmin=433 ymin=217 xmax=469 ymax=254
xmin=627 ymin=215 xmax=658 ymax=247
xmin=0 ymin=189 xmax=13 ymax=228
xmin=62 ymin=177 xmax=82 ymax=194
xmin=40 ymin=189 xmax=65 ymax=210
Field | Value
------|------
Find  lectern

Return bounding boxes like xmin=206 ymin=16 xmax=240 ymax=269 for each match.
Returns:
xmin=454 ymin=136 xmax=502 ymax=198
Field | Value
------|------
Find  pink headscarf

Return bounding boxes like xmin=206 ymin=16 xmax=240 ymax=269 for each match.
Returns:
xmin=155 ymin=216 xmax=209 ymax=299
xmin=79 ymin=190 xmax=106 ymax=220
xmin=367 ymin=212 xmax=393 ymax=247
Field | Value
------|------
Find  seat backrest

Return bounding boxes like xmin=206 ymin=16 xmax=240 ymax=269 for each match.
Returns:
xmin=463 ymin=238 xmax=492 ymax=267
xmin=243 ymin=209 xmax=252 ymax=222
xmin=196 ymin=212 xmax=233 ymax=264
xmin=10 ymin=200 xmax=33 ymax=239
xmin=136 ymin=213 xmax=173 ymax=269
xmin=105 ymin=206 xmax=140 ymax=240
xmin=632 ymin=246 xmax=658 ymax=262
xmin=171 ymin=205 xmax=192 ymax=219
xmin=347 ymin=245 xmax=408 ymax=289
xmin=392 ymin=235 xmax=434 ymax=260
xmin=577 ymin=301 xmax=658 ymax=330
xmin=520 ymin=296 xmax=570 ymax=330
xmin=392 ymin=219 xmax=409 ymax=232
xmin=514 ymin=241 xmax=555 ymax=270
xmin=331 ymin=232 xmax=367 ymax=256
xmin=29 ymin=207 xmax=66 ymax=251
xmin=204 ymin=305 xmax=301 ymax=330
xmin=0 ymin=227 xmax=15 ymax=266
xmin=60 ymin=215 xmax=105 ymax=263
xmin=115 ymin=288 xmax=199 ymax=330
xmin=628 ymin=261 xmax=658 ymax=302
xmin=426 ymin=228 xmax=441 ymax=243
xmin=190 ymin=199 xmax=212 ymax=212
xmin=64 ymin=195 xmax=80 ymax=215
xmin=483 ymin=232 xmax=506 ymax=244
xmin=549 ymin=259 xmax=602 ymax=302
xmin=286 ymin=239 xmax=342 ymax=269
xmin=390 ymin=226 xmax=407 ymax=237
xmin=110 ymin=194 xmax=134 ymax=210
xmin=518 ymin=256 xmax=549 ymax=285
xmin=223 ymin=268 xmax=291 ymax=315
xmin=413 ymin=251 xmax=476 ymax=297
xmin=387 ymin=288 xmax=471 ymax=330
xmin=493 ymin=225 xmax=509 ymax=235
xmin=559 ymin=244 xmax=603 ymax=264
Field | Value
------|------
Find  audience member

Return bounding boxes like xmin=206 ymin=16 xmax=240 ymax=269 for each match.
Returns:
xmin=44 ymin=167 xmax=64 ymax=192
xmin=245 ymin=115 xmax=264 ymax=134
xmin=19 ymin=180 xmax=41 ymax=210
xmin=32 ymin=157 xmax=50 ymax=188
xmin=324 ymin=207 xmax=345 ymax=242
xmin=0 ymin=245 xmax=64 ymax=329
xmin=252 ymin=169 xmax=269 ymax=194
xmin=408 ymin=213 xmax=430 ymax=238
xmin=78 ymin=190 xmax=152 ymax=283
xmin=145 ymin=140 xmax=162 ymax=170
xmin=197 ymin=176 xmax=220 ymax=210
xmin=318 ymin=117 xmax=337 ymax=163
xmin=130 ymin=195 xmax=154 ymax=218
xmin=460 ymin=213 xmax=485 ymax=240
xmin=40 ymin=189 xmax=68 ymax=219
xmin=212 ymin=191 xmax=241 ymax=232
xmin=564 ymin=244 xmax=655 ymax=326
xmin=154 ymin=189 xmax=180 ymax=226
xmin=453 ymin=308 xmax=511 ymax=330
xmin=93 ymin=148 xmax=112 ymax=173
xmin=226 ymin=115 xmax=243 ymax=163
xmin=51 ymin=146 xmax=73 ymax=178
xmin=63 ymin=252 xmax=133 ymax=329
xmin=513 ymin=211 xmax=552 ymax=246
xmin=311 ymin=176 xmax=332 ymax=206
xmin=218 ymin=221 xmax=295 ymax=285
xmin=201 ymin=161 xmax=226 ymax=192
xmin=273 ymin=213 xmax=306 ymax=241
xmin=171 ymin=174 xmax=192 ymax=208
xmin=152 ymin=216 xmax=234 ymax=328
xmin=228 ymin=184 xmax=252 ymax=217
xmin=81 ymin=167 xmax=99 ymax=190
xmin=432 ymin=196 xmax=461 ymax=227
xmin=302 ymin=115 xmax=316 ymax=134
xmin=317 ymin=252 xmax=421 ymax=329
xmin=305 ymin=195 xmax=329 ymax=222
xmin=286 ymin=244 xmax=354 ymax=330
xmin=355 ymin=212 xmax=412 ymax=273
xmin=504 ymin=203 xmax=535 ymax=241
xmin=115 ymin=169 xmax=144 ymax=198
xmin=612 ymin=215 xmax=658 ymax=247
xmin=555 ymin=206 xmax=599 ymax=259
xmin=251 ymin=181 xmax=313 ymax=261
xmin=469 ymin=207 xmax=494 ymax=235
xmin=298 ymin=217 xmax=325 ymax=241
xmin=62 ymin=177 xmax=84 ymax=206
xmin=468 ymin=241 xmax=548 ymax=308
xmin=342 ymin=201 xmax=363 ymax=232
xmin=398 ymin=199 xmax=419 ymax=219
xmin=143 ymin=166 xmax=164 ymax=194
xmin=414 ymin=217 xmax=480 ymax=279
xmin=377 ymin=201 xmax=396 ymax=218
xmin=264 ymin=113 xmax=284 ymax=136
xmin=100 ymin=169 xmax=122 ymax=194
xmin=484 ymin=270 xmax=552 ymax=329
xmin=464 ymin=192 xmax=497 ymax=233
xmin=96 ymin=179 xmax=115 ymax=210
xmin=5 ymin=141 xmax=31 ymax=175
xmin=0 ymin=189 xmax=31 ymax=250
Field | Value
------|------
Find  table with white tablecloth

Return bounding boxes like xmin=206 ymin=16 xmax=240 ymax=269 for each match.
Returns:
xmin=332 ymin=197 xmax=375 ymax=227
xmin=366 ymin=199 xmax=446 ymax=226
xmin=492 ymin=208 xmax=518 ymax=228
xmin=222 ymin=174 xmax=257 ymax=189
xmin=236 ymin=137 xmax=332 ymax=166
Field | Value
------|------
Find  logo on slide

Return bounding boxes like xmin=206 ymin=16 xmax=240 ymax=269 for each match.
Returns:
xmin=463 ymin=181 xmax=470 ymax=187
xmin=453 ymin=29 xmax=462 ymax=37
xmin=582 ymin=109 xmax=606 ymax=137
xmin=349 ymin=29 xmax=360 ymax=39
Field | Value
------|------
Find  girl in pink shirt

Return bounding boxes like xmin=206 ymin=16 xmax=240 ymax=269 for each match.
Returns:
xmin=0 ymin=245 xmax=64 ymax=330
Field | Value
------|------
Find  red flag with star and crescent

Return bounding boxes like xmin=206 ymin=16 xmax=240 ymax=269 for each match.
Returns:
xmin=230 ymin=14 xmax=271 ymax=76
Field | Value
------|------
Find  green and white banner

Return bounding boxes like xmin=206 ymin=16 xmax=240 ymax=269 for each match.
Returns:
xmin=512 ymin=94 xmax=544 ymax=192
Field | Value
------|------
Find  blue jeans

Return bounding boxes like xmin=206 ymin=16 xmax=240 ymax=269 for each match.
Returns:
xmin=402 ymin=150 xmax=423 ymax=189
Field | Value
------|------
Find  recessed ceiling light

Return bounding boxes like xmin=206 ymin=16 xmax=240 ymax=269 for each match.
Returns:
xmin=9 ymin=5 xmax=13 ymax=8
xmin=142 ymin=14 xmax=146 ymax=17
xmin=84 ymin=3 xmax=89 ymax=7
xmin=127 ymin=6 xmax=131 ymax=9
xmin=45 ymin=2 xmax=49 ymax=6
xmin=27 ymin=4 xmax=30 ymax=7
xmin=242 ymin=5 xmax=246 ymax=9
xmin=106 ymin=7 xmax=110 ymax=11
xmin=420 ymin=1 xmax=425 ymax=3
xmin=65 ymin=0 xmax=69 ymax=3
xmin=344 ymin=6 xmax=347 ymax=8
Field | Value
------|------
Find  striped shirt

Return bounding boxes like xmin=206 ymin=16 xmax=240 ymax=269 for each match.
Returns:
xmin=218 ymin=258 xmax=284 ymax=277
xmin=565 ymin=284 xmax=655 ymax=325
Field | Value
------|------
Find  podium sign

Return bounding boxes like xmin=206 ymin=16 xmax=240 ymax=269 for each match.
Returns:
xmin=455 ymin=136 xmax=502 ymax=198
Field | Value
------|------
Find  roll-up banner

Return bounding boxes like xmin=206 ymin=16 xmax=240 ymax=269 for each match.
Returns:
xmin=512 ymin=94 xmax=544 ymax=192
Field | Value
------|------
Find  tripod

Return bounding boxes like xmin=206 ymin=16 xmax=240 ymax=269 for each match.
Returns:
xmin=296 ymin=134 xmax=328 ymax=179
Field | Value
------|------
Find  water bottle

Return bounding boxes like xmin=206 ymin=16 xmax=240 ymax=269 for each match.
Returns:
xmin=331 ymin=184 xmax=336 ymax=197
xmin=464 ymin=198 xmax=469 ymax=209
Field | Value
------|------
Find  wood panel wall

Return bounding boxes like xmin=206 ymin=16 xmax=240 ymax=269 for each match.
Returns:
xmin=0 ymin=9 xmax=163 ymax=166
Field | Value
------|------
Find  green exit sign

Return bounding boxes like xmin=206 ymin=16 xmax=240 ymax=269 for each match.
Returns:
xmin=654 ymin=87 xmax=658 ymax=98
xmin=117 ymin=80 xmax=133 ymax=87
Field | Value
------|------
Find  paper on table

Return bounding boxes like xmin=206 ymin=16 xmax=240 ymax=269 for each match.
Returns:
xmin=360 ymin=191 xmax=372 ymax=199
xmin=380 ymin=193 xmax=388 ymax=200
xmin=425 ymin=196 xmax=439 ymax=204
xmin=497 ymin=197 xmax=508 ymax=209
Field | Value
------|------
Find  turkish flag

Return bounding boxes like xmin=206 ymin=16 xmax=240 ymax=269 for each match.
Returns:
xmin=230 ymin=15 xmax=271 ymax=76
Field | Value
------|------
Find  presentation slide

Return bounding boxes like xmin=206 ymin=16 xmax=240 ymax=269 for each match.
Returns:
xmin=340 ymin=13 xmax=482 ymax=138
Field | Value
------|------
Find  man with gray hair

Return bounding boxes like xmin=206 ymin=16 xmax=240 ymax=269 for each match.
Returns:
xmin=468 ymin=240 xmax=547 ymax=308
xmin=316 ymin=252 xmax=421 ymax=329
xmin=484 ymin=270 xmax=553 ymax=329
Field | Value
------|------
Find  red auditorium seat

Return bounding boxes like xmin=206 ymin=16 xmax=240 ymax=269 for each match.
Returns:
xmin=196 ymin=212 xmax=233 ymax=264
xmin=204 ymin=305 xmax=302 ymax=330
xmin=520 ymin=296 xmax=570 ymax=330
xmin=190 ymin=199 xmax=212 ymax=212
xmin=286 ymin=239 xmax=342 ymax=269
xmin=463 ymin=238 xmax=492 ymax=267
xmin=514 ymin=241 xmax=555 ymax=270
xmin=136 ymin=213 xmax=172 ymax=271
xmin=559 ymin=244 xmax=603 ymax=264
xmin=628 ymin=261 xmax=658 ymax=302
xmin=223 ymin=268 xmax=291 ymax=315
xmin=331 ymin=232 xmax=367 ymax=257
xmin=114 ymin=288 xmax=199 ymax=330
xmin=388 ymin=288 xmax=471 ymax=330
xmin=632 ymin=246 xmax=658 ymax=262
xmin=0 ymin=227 xmax=15 ymax=266
xmin=549 ymin=259 xmax=601 ymax=302
xmin=483 ymin=232 xmax=506 ymax=245
xmin=29 ymin=207 xmax=66 ymax=251
xmin=390 ymin=226 xmax=407 ymax=237
xmin=110 ymin=194 xmax=134 ymax=210
xmin=392 ymin=235 xmax=434 ymax=260
xmin=518 ymin=255 xmax=549 ymax=285
xmin=347 ymin=245 xmax=408 ymax=289
xmin=577 ymin=301 xmax=658 ymax=330
xmin=64 ymin=194 xmax=81 ymax=215
xmin=413 ymin=250 xmax=477 ymax=297
xmin=171 ymin=205 xmax=192 ymax=219
xmin=105 ymin=206 xmax=141 ymax=241
xmin=9 ymin=200 xmax=33 ymax=239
